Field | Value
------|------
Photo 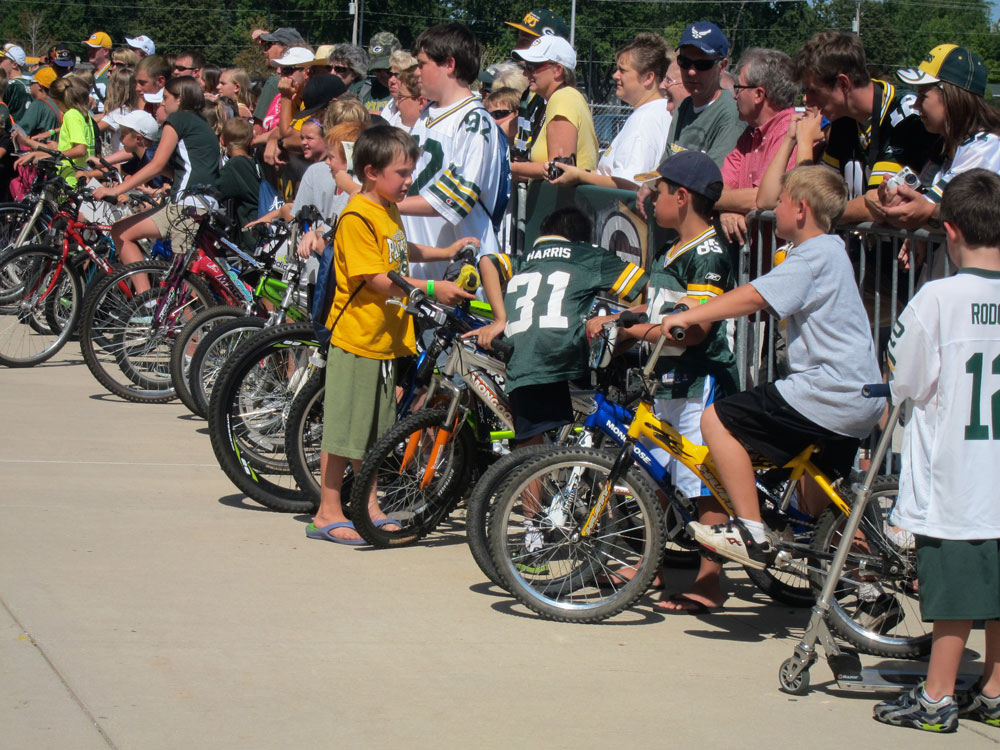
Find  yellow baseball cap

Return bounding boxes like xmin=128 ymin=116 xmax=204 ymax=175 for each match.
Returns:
xmin=897 ymin=43 xmax=988 ymax=97
xmin=83 ymin=31 xmax=112 ymax=49
xmin=33 ymin=66 xmax=57 ymax=89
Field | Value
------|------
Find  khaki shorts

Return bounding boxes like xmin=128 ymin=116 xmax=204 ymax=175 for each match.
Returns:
xmin=143 ymin=203 xmax=203 ymax=249
xmin=321 ymin=346 xmax=397 ymax=460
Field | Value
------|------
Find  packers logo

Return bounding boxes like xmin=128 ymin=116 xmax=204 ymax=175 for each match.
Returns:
xmin=372 ymin=45 xmax=383 ymax=54
xmin=524 ymin=12 xmax=540 ymax=27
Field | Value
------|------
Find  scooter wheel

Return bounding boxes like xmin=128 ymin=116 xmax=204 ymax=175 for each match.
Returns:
xmin=778 ymin=657 xmax=811 ymax=695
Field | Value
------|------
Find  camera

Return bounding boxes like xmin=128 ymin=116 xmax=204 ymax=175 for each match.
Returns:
xmin=546 ymin=155 xmax=576 ymax=181
xmin=884 ymin=166 xmax=920 ymax=192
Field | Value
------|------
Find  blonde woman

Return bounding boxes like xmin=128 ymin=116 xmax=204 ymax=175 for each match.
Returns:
xmin=96 ymin=67 xmax=139 ymax=152
xmin=217 ymin=67 xmax=255 ymax=120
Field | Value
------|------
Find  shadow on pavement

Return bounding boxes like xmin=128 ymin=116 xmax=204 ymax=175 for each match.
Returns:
xmin=217 ymin=492 xmax=275 ymax=512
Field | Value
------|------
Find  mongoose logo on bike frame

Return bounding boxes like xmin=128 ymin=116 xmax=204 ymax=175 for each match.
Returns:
xmin=466 ymin=370 xmax=513 ymax=426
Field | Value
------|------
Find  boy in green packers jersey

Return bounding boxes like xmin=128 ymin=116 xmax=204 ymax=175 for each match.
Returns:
xmin=471 ymin=205 xmax=647 ymax=443
xmin=589 ymin=150 xmax=739 ymax=611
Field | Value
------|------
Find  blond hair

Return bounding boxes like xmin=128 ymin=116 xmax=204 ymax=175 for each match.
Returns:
xmin=324 ymin=120 xmax=367 ymax=163
xmin=323 ymin=93 xmax=370 ymax=132
xmin=781 ymin=165 xmax=848 ymax=232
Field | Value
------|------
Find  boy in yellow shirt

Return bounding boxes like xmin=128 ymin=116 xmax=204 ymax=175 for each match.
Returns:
xmin=306 ymin=125 xmax=475 ymax=545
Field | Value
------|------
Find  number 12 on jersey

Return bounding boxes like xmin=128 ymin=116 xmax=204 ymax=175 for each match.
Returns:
xmin=506 ymin=271 xmax=570 ymax=335
xmin=965 ymin=352 xmax=1000 ymax=440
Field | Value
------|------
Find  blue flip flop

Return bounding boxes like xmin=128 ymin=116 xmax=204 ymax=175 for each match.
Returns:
xmin=373 ymin=518 xmax=402 ymax=531
xmin=305 ymin=521 xmax=365 ymax=546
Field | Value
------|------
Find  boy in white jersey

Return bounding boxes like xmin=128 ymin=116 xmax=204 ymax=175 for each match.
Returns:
xmin=398 ymin=23 xmax=511 ymax=280
xmin=872 ymin=169 xmax=1000 ymax=732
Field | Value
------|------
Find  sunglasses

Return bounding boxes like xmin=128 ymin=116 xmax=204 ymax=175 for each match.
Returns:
xmin=173 ymin=64 xmax=197 ymax=73
xmin=279 ymin=66 xmax=297 ymax=76
xmin=332 ymin=65 xmax=352 ymax=75
xmin=488 ymin=108 xmax=515 ymax=120
xmin=523 ymin=61 xmax=551 ymax=73
xmin=677 ymin=55 xmax=720 ymax=72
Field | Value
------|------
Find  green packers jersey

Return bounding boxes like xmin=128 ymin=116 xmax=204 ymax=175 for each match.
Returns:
xmin=645 ymin=227 xmax=739 ymax=398
xmin=489 ymin=236 xmax=647 ymax=392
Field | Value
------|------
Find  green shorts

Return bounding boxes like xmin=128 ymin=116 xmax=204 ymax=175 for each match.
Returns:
xmin=916 ymin=536 xmax=1000 ymax=621
xmin=321 ymin=346 xmax=396 ymax=460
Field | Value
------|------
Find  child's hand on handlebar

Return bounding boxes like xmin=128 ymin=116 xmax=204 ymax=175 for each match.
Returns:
xmin=585 ymin=314 xmax=617 ymax=341
xmin=448 ymin=237 xmax=479 ymax=257
xmin=92 ymin=186 xmax=118 ymax=202
xmin=430 ymin=279 xmax=475 ymax=306
xmin=462 ymin=319 xmax=505 ymax=350
xmin=297 ymin=229 xmax=325 ymax=259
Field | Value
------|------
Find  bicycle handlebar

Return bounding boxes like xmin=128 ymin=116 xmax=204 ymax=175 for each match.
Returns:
xmin=665 ymin=303 xmax=689 ymax=341
xmin=862 ymin=384 xmax=891 ymax=399
xmin=617 ymin=311 xmax=648 ymax=328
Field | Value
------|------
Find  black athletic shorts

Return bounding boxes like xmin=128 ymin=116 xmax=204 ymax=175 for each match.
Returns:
xmin=713 ymin=382 xmax=860 ymax=478
xmin=509 ymin=381 xmax=573 ymax=443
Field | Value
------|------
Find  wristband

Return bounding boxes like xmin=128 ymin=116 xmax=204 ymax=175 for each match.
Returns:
xmin=48 ymin=129 xmax=55 ymax=137
xmin=426 ymin=280 xmax=435 ymax=299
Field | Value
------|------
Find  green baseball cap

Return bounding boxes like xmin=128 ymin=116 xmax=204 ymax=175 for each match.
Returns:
xmin=368 ymin=31 xmax=400 ymax=71
xmin=897 ymin=44 xmax=988 ymax=97
xmin=505 ymin=8 xmax=570 ymax=40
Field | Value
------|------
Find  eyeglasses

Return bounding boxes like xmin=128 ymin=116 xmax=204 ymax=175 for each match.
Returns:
xmin=732 ymin=83 xmax=757 ymax=94
xmin=332 ymin=65 xmax=352 ymax=76
xmin=523 ymin=61 xmax=551 ymax=74
xmin=397 ymin=95 xmax=420 ymax=102
xmin=676 ymin=55 xmax=720 ymax=72
xmin=488 ymin=108 xmax=515 ymax=120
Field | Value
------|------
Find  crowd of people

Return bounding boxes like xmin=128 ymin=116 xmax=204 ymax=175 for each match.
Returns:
xmin=2 ymin=7 xmax=1000 ymax=736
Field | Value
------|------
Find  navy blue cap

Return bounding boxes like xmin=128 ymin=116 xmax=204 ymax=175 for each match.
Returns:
xmin=679 ymin=21 xmax=729 ymax=59
xmin=635 ymin=150 xmax=723 ymax=202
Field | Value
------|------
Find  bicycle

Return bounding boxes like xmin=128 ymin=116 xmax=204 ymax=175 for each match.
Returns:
xmin=79 ymin=194 xmax=255 ymax=403
xmin=485 ymin=319 xmax=917 ymax=632
xmin=345 ymin=270 xmax=514 ymax=547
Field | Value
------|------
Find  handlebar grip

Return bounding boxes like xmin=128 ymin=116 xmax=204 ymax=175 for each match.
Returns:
xmin=665 ymin=302 xmax=689 ymax=341
xmin=862 ymin=383 xmax=891 ymax=399
xmin=388 ymin=270 xmax=416 ymax=295
xmin=99 ymin=156 xmax=114 ymax=171
xmin=489 ymin=337 xmax=513 ymax=364
xmin=38 ymin=146 xmax=62 ymax=158
xmin=617 ymin=311 xmax=648 ymax=327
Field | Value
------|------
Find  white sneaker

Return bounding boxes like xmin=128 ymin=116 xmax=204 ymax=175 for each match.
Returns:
xmin=686 ymin=520 xmax=772 ymax=570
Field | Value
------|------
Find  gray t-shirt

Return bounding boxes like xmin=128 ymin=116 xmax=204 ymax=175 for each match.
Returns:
xmin=750 ymin=233 xmax=882 ymax=438
xmin=664 ymin=89 xmax=746 ymax=167
xmin=292 ymin=161 xmax=350 ymax=283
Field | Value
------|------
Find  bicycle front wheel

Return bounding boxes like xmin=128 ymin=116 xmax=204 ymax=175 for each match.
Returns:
xmin=0 ymin=244 xmax=82 ymax=367
xmin=808 ymin=476 xmax=930 ymax=658
xmin=170 ymin=305 xmax=248 ymax=416
xmin=488 ymin=447 xmax=665 ymax=623
xmin=208 ymin=322 xmax=319 ymax=512
xmin=349 ymin=407 xmax=473 ymax=547
xmin=188 ymin=314 xmax=268 ymax=419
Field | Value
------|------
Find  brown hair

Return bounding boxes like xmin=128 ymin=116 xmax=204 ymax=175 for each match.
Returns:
xmin=222 ymin=67 xmax=255 ymax=110
xmin=398 ymin=69 xmax=420 ymax=98
xmin=485 ymin=87 xmax=521 ymax=112
xmin=136 ymin=54 xmax=170 ymax=84
xmin=112 ymin=47 xmax=139 ymax=68
xmin=165 ymin=75 xmax=206 ymax=111
xmin=49 ymin=77 xmax=91 ymax=117
xmin=941 ymin=168 xmax=1000 ymax=248
xmin=616 ymin=33 xmax=671 ymax=84
xmin=221 ymin=116 xmax=253 ymax=151
xmin=937 ymin=82 xmax=1000 ymax=161
xmin=105 ymin=67 xmax=138 ymax=113
xmin=781 ymin=165 xmax=849 ymax=232
xmin=353 ymin=125 xmax=420 ymax=187
xmin=793 ymin=31 xmax=870 ymax=89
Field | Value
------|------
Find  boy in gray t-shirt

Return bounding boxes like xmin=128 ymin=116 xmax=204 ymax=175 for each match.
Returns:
xmin=662 ymin=165 xmax=881 ymax=571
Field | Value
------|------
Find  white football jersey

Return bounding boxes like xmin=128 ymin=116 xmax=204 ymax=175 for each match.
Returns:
xmin=923 ymin=132 xmax=1000 ymax=203
xmin=888 ymin=268 xmax=1000 ymax=539
xmin=402 ymin=96 xmax=511 ymax=279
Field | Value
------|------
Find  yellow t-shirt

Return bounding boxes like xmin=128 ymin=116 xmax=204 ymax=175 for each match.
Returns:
xmin=327 ymin=193 xmax=416 ymax=359
xmin=529 ymin=86 xmax=599 ymax=170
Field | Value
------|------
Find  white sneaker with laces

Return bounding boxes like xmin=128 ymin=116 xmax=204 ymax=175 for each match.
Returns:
xmin=686 ymin=520 xmax=771 ymax=570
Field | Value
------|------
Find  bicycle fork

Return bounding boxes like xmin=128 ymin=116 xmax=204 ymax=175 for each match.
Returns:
xmin=581 ymin=435 xmax=638 ymax=537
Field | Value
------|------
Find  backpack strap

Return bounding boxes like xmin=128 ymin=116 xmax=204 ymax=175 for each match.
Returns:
xmin=325 ymin=210 xmax=378 ymax=338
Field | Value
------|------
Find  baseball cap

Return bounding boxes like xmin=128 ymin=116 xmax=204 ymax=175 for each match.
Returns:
xmin=297 ymin=74 xmax=348 ymax=119
xmin=897 ymin=44 xmax=988 ymax=97
xmin=3 ymin=44 xmax=26 ymax=68
xmin=271 ymin=47 xmax=314 ymax=67
xmin=51 ymin=49 xmax=76 ymax=68
xmin=32 ymin=66 xmax=57 ymax=89
xmin=259 ymin=27 xmax=306 ymax=47
xmin=634 ymin=150 xmax=724 ymax=202
xmin=478 ymin=62 xmax=502 ymax=88
xmin=512 ymin=35 xmax=576 ymax=70
xmin=83 ymin=31 xmax=112 ymax=49
xmin=143 ymin=88 xmax=164 ymax=104
xmin=678 ymin=21 xmax=729 ymax=59
xmin=505 ymin=8 xmax=570 ymax=40
xmin=125 ymin=35 xmax=156 ymax=56
xmin=117 ymin=109 xmax=161 ymax=141
xmin=368 ymin=32 xmax=400 ymax=71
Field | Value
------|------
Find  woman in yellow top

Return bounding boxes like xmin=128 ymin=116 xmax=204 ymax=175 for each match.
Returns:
xmin=510 ymin=35 xmax=598 ymax=180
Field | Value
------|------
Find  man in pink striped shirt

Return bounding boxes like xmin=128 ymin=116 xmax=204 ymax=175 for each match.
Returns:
xmin=716 ymin=48 xmax=799 ymax=246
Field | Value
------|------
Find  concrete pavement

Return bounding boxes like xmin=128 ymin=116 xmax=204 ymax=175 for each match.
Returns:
xmin=2 ymin=345 xmax=997 ymax=749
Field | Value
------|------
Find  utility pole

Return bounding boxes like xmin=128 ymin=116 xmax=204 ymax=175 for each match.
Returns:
xmin=853 ymin=1 xmax=861 ymax=35
xmin=350 ymin=1 xmax=358 ymax=45
xmin=570 ymin=0 xmax=577 ymax=46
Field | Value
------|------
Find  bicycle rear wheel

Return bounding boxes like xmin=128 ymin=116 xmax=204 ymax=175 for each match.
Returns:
xmin=283 ymin=367 xmax=326 ymax=508
xmin=80 ymin=260 xmax=214 ymax=403
xmin=0 ymin=244 xmax=82 ymax=367
xmin=208 ymin=322 xmax=319 ymax=512
xmin=348 ymin=407 xmax=473 ymax=547
xmin=488 ymin=447 xmax=666 ymax=622
xmin=188 ymin=315 xmax=268 ymax=419
xmin=170 ymin=305 xmax=247 ymax=416
xmin=808 ymin=476 xmax=930 ymax=658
